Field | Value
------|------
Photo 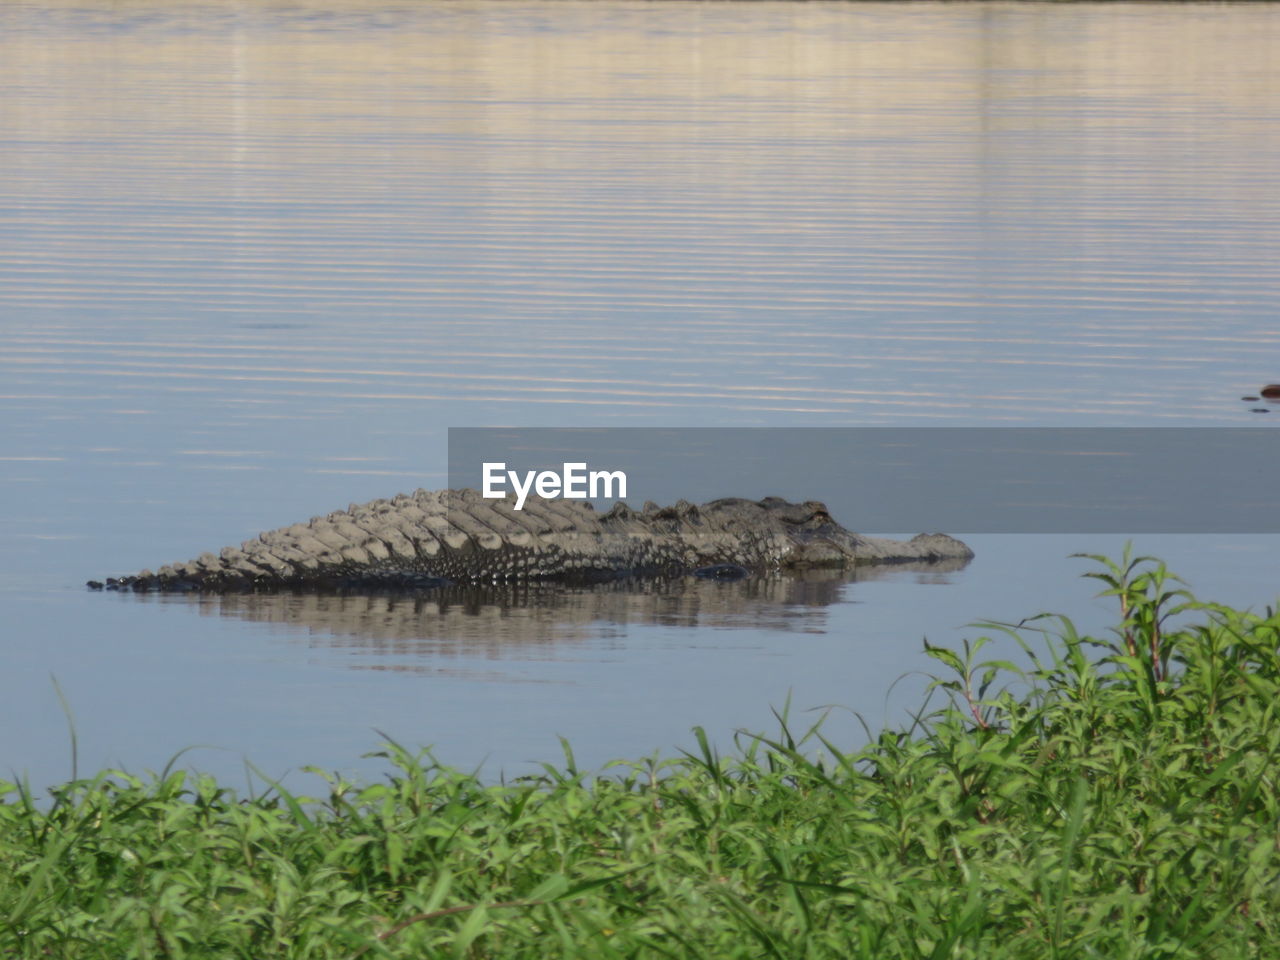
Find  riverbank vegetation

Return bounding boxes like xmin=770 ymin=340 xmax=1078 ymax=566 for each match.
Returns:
xmin=4 ymin=553 xmax=1280 ymax=958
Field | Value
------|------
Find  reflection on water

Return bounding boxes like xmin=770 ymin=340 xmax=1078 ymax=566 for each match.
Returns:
xmin=129 ymin=561 xmax=970 ymax=673
xmin=2 ymin=0 xmax=1279 ymax=449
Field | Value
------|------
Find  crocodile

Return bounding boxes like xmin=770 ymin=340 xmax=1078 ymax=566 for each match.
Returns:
xmin=88 ymin=488 xmax=973 ymax=592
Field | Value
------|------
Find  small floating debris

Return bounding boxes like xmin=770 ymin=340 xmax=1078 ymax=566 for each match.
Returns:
xmin=1251 ymin=408 xmax=1271 ymax=414
xmin=1242 ymin=396 xmax=1260 ymax=402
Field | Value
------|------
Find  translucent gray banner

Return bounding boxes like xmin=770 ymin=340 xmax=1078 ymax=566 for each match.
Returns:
xmin=448 ymin=428 xmax=1279 ymax=534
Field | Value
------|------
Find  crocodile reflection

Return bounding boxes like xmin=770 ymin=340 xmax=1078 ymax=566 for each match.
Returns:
xmin=135 ymin=560 xmax=968 ymax=669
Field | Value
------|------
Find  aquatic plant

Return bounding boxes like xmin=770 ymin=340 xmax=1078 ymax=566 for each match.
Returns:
xmin=3 ymin=554 xmax=1279 ymax=958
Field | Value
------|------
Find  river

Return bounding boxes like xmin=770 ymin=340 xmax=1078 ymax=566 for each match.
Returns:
xmin=1 ymin=0 xmax=1277 ymax=791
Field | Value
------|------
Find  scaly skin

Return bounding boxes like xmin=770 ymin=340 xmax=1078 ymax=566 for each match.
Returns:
xmin=88 ymin=488 xmax=974 ymax=592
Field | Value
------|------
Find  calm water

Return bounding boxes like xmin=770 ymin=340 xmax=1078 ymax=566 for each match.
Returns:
xmin=2 ymin=0 xmax=1278 ymax=791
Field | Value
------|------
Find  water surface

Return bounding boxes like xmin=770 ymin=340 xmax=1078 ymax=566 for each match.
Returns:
xmin=2 ymin=0 xmax=1278 ymax=791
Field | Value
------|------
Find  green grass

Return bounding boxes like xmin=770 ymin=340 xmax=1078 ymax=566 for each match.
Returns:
xmin=5 ymin=552 xmax=1280 ymax=958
